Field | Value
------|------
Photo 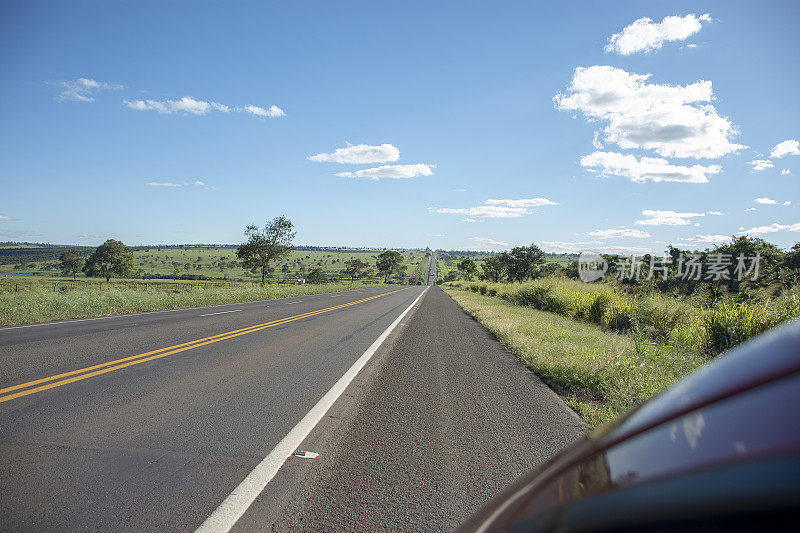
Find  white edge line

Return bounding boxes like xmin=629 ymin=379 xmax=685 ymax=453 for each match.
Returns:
xmin=199 ymin=310 xmax=242 ymax=317
xmin=195 ymin=286 xmax=429 ymax=533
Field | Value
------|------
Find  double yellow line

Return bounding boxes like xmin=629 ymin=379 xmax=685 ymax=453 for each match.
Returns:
xmin=0 ymin=288 xmax=410 ymax=404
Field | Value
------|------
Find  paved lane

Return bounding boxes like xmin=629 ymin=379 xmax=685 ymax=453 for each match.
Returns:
xmin=0 ymin=285 xmax=426 ymax=531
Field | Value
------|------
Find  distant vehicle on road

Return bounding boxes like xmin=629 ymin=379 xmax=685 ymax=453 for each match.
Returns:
xmin=461 ymin=319 xmax=800 ymax=532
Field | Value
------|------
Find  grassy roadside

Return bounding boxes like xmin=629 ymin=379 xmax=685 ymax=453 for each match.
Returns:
xmin=0 ymin=281 xmax=385 ymax=327
xmin=444 ymin=288 xmax=704 ymax=428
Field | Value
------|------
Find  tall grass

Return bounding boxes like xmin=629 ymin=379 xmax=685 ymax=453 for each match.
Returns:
xmin=445 ymin=289 xmax=703 ymax=427
xmin=448 ymin=279 xmax=799 ymax=357
xmin=0 ymin=281 xmax=383 ymax=326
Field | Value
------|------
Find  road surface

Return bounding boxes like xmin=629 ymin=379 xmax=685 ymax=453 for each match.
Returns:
xmin=0 ymin=279 xmax=585 ymax=531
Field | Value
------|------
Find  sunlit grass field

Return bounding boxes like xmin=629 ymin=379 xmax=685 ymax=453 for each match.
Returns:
xmin=0 ymin=280 xmax=385 ymax=327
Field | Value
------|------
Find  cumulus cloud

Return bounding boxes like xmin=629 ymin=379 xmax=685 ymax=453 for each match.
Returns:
xmin=336 ymin=163 xmax=433 ymax=180
xmin=460 ymin=218 xmax=484 ymax=223
xmin=707 ymin=211 xmax=724 ymax=215
xmin=243 ymin=104 xmax=285 ymax=117
xmin=555 ymin=65 xmax=745 ymax=159
xmin=605 ymin=13 xmax=711 ymax=55
xmin=471 ymin=237 xmax=509 ymax=249
xmin=485 ymin=198 xmax=559 ymax=207
xmin=754 ymin=197 xmax=777 ymax=205
xmin=635 ymin=209 xmax=705 ymax=226
xmin=124 ymin=97 xmax=284 ymax=117
xmin=770 ymin=139 xmax=800 ymax=158
xmin=0 ymin=214 xmax=16 ymax=221
xmin=581 ymin=151 xmax=722 ymax=183
xmin=741 ymin=222 xmax=800 ymax=235
xmin=748 ymin=159 xmax=775 ymax=172
xmin=307 ymin=143 xmax=400 ymax=164
xmin=782 ymin=169 xmax=792 ymax=175
xmin=56 ymin=78 xmax=121 ymax=102
xmin=587 ymin=228 xmax=651 ymax=238
xmin=746 ymin=207 xmax=757 ymax=212
xmin=429 ymin=197 xmax=558 ymax=218
xmin=783 ymin=201 xmax=792 ymax=206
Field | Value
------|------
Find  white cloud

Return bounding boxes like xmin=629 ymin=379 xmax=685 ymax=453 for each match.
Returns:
xmin=429 ymin=205 xmax=529 ymax=218
xmin=581 ymin=151 xmax=722 ymax=183
xmin=770 ymin=139 xmax=800 ymax=158
xmin=741 ymin=222 xmax=800 ymax=235
xmin=57 ymin=78 xmax=121 ymax=102
xmin=746 ymin=207 xmax=757 ymax=212
xmin=587 ymin=228 xmax=651 ymax=238
xmin=555 ymin=65 xmax=745 ymax=159
xmin=678 ymin=234 xmax=730 ymax=244
xmin=455 ymin=188 xmax=467 ymax=192
xmin=0 ymin=214 xmax=16 ymax=221
xmin=706 ymin=211 xmax=724 ymax=215
xmin=146 ymin=181 xmax=183 ymax=187
xmin=783 ymin=201 xmax=792 ymax=206
xmin=542 ymin=240 xmax=657 ymax=255
xmin=782 ymin=169 xmax=792 ymax=175
xmin=460 ymin=218 xmax=484 ymax=223
xmin=244 ymin=104 xmax=285 ymax=117
xmin=430 ymin=197 xmax=557 ymax=219
xmin=748 ymin=159 xmax=775 ymax=172
xmin=485 ymin=198 xmax=559 ymax=207
xmin=146 ymin=180 xmax=215 ymax=190
xmin=336 ymin=163 xmax=433 ymax=180
xmin=635 ymin=209 xmax=705 ymax=226
xmin=605 ymin=13 xmax=711 ymax=55
xmin=754 ymin=197 xmax=777 ymax=205
xmin=307 ymin=143 xmax=400 ymax=164
xmin=471 ymin=237 xmax=509 ymax=249
xmin=428 ymin=234 xmax=445 ymax=237
xmin=124 ymin=97 xmax=283 ymax=117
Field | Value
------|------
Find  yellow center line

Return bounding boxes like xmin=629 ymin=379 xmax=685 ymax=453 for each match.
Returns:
xmin=0 ymin=287 xmax=410 ymax=404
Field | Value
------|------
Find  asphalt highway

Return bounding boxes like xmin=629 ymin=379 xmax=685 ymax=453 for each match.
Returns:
xmin=0 ymin=278 xmax=585 ymax=531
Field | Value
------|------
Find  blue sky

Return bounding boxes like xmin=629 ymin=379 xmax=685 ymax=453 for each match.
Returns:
xmin=1 ymin=0 xmax=798 ymax=252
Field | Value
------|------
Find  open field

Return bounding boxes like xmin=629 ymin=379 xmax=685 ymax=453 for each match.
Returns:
xmin=0 ymin=244 xmax=429 ymax=283
xmin=0 ymin=280 xmax=386 ymax=327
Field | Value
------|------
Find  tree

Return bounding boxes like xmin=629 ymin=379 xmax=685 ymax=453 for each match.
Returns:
xmin=481 ymin=255 xmax=505 ymax=282
xmin=505 ymin=244 xmax=546 ymax=282
xmin=344 ymin=258 xmax=366 ymax=282
xmin=59 ymin=249 xmax=84 ymax=280
xmin=457 ymin=259 xmax=478 ymax=281
xmin=306 ymin=268 xmax=329 ymax=284
xmin=82 ymin=239 xmax=133 ymax=281
xmin=236 ymin=216 xmax=296 ymax=284
xmin=376 ymin=250 xmax=404 ymax=283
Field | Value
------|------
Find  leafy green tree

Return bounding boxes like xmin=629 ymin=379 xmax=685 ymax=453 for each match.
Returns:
xmin=457 ymin=259 xmax=478 ymax=281
xmin=376 ymin=250 xmax=404 ymax=283
xmin=344 ymin=258 xmax=366 ymax=281
xmin=236 ymin=216 xmax=296 ymax=284
xmin=504 ymin=244 xmax=546 ymax=282
xmin=82 ymin=239 xmax=133 ymax=281
xmin=481 ymin=255 xmax=505 ymax=282
xmin=306 ymin=268 xmax=329 ymax=284
xmin=59 ymin=249 xmax=85 ymax=280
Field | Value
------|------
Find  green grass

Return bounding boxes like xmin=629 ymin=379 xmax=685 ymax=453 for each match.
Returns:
xmin=1 ymin=246 xmax=429 ymax=283
xmin=0 ymin=280 xmax=384 ymax=326
xmin=445 ymin=288 xmax=704 ymax=427
xmin=447 ymin=278 xmax=800 ymax=357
